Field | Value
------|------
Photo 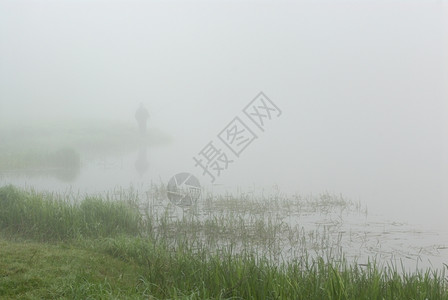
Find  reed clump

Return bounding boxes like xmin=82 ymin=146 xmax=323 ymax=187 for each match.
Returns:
xmin=0 ymin=185 xmax=141 ymax=241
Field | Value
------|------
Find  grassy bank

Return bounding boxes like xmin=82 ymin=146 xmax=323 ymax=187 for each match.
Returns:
xmin=0 ymin=238 xmax=144 ymax=299
xmin=0 ymin=185 xmax=447 ymax=299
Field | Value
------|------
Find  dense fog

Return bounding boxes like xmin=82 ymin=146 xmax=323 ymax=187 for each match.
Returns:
xmin=1 ymin=0 xmax=447 ymax=228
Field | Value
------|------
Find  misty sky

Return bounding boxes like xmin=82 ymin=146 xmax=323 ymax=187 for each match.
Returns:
xmin=1 ymin=0 xmax=447 ymax=226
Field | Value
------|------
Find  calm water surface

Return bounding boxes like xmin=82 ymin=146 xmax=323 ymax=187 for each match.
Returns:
xmin=1 ymin=138 xmax=447 ymax=272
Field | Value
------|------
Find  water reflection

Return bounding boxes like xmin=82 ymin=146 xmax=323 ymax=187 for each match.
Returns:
xmin=0 ymin=165 xmax=81 ymax=183
xmin=134 ymin=143 xmax=149 ymax=176
xmin=51 ymin=165 xmax=81 ymax=182
xmin=0 ymin=147 xmax=82 ymax=183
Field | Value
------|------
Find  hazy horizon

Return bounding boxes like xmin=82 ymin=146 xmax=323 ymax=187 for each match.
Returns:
xmin=1 ymin=0 xmax=447 ymax=228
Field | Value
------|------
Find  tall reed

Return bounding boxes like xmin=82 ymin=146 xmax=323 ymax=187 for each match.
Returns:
xmin=0 ymin=185 xmax=141 ymax=241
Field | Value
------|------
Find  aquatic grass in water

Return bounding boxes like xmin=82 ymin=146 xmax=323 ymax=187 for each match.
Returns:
xmin=0 ymin=184 xmax=447 ymax=298
xmin=0 ymin=183 xmax=441 ymax=270
xmin=92 ymin=236 xmax=448 ymax=299
xmin=2 ymin=233 xmax=446 ymax=299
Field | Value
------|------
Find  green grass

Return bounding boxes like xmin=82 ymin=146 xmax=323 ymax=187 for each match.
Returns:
xmin=0 ymin=185 xmax=142 ymax=241
xmin=0 ymin=185 xmax=447 ymax=299
xmin=0 ymin=238 xmax=145 ymax=299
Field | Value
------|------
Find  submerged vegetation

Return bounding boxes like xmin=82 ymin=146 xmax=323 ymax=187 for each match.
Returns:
xmin=0 ymin=185 xmax=447 ymax=299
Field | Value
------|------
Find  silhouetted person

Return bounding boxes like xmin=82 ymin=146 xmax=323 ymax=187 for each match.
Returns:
xmin=135 ymin=103 xmax=149 ymax=135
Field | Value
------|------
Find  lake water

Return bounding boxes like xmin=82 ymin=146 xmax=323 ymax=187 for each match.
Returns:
xmin=1 ymin=135 xmax=447 ymax=272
